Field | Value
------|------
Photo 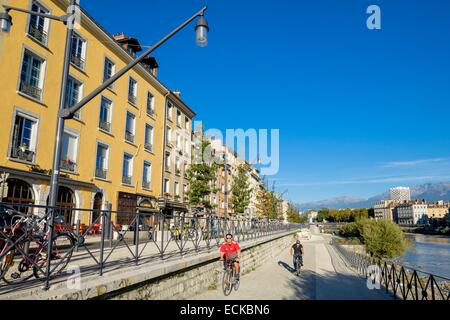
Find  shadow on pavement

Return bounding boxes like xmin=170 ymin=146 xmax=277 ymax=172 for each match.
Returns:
xmin=277 ymin=260 xmax=295 ymax=273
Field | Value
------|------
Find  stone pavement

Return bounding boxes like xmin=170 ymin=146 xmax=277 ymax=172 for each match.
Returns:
xmin=190 ymin=226 xmax=391 ymax=300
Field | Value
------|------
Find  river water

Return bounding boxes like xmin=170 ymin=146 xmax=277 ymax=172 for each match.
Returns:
xmin=395 ymin=234 xmax=450 ymax=279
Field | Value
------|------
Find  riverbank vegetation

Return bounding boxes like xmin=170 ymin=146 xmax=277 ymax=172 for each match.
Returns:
xmin=338 ymin=219 xmax=411 ymax=259
xmin=317 ymin=208 xmax=369 ymax=222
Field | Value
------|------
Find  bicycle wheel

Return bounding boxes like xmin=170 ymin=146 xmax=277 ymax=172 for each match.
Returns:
xmin=2 ymin=242 xmax=39 ymax=284
xmin=34 ymin=233 xmax=75 ymax=279
xmin=222 ymin=269 xmax=233 ymax=296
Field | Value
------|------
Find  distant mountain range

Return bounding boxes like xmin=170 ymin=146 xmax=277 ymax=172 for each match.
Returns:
xmin=296 ymin=181 xmax=450 ymax=211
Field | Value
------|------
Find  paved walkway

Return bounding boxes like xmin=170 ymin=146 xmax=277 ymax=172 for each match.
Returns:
xmin=191 ymin=226 xmax=391 ymax=300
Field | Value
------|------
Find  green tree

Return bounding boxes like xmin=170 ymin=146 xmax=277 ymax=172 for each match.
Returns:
xmin=231 ymin=164 xmax=252 ymax=213
xmin=187 ymin=140 xmax=218 ymax=211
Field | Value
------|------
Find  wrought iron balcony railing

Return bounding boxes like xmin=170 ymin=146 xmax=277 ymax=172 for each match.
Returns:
xmin=28 ymin=24 xmax=48 ymax=45
xmin=99 ymin=120 xmax=111 ymax=132
xmin=142 ymin=181 xmax=150 ymax=189
xmin=147 ymin=108 xmax=155 ymax=117
xmin=144 ymin=143 xmax=153 ymax=152
xmin=122 ymin=175 xmax=132 ymax=185
xmin=70 ymin=54 xmax=85 ymax=70
xmin=95 ymin=168 xmax=107 ymax=179
xmin=128 ymin=95 xmax=137 ymax=105
xmin=60 ymin=160 xmax=76 ymax=172
xmin=125 ymin=131 xmax=135 ymax=143
xmin=19 ymin=82 xmax=42 ymax=100
xmin=11 ymin=147 xmax=35 ymax=162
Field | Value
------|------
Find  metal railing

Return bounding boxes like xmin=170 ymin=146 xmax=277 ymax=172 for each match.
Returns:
xmin=95 ymin=168 xmax=107 ymax=179
xmin=19 ymin=82 xmax=42 ymax=100
xmin=28 ymin=24 xmax=48 ymax=45
xmin=122 ymin=175 xmax=132 ymax=185
xmin=0 ymin=202 xmax=302 ymax=293
xmin=128 ymin=95 xmax=137 ymax=105
xmin=125 ymin=131 xmax=135 ymax=143
xmin=10 ymin=147 xmax=35 ymax=162
xmin=70 ymin=54 xmax=85 ymax=70
xmin=333 ymin=242 xmax=450 ymax=300
xmin=144 ymin=143 xmax=153 ymax=152
xmin=99 ymin=120 xmax=111 ymax=132
xmin=60 ymin=160 xmax=76 ymax=172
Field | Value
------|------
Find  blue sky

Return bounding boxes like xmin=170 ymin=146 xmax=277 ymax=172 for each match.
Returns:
xmin=82 ymin=0 xmax=450 ymax=203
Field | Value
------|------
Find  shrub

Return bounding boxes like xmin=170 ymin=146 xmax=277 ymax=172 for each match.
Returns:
xmin=338 ymin=222 xmax=361 ymax=238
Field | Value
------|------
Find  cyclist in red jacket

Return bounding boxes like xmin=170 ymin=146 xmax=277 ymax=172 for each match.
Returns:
xmin=219 ymin=233 xmax=241 ymax=281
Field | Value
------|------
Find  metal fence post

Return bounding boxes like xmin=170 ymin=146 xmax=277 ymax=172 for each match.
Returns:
xmin=160 ymin=213 xmax=165 ymax=259
xmin=75 ymin=219 xmax=80 ymax=252
xmin=135 ymin=211 xmax=140 ymax=265
xmin=99 ymin=209 xmax=106 ymax=276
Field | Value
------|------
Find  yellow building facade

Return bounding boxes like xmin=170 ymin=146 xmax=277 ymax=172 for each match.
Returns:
xmin=0 ymin=0 xmax=193 ymax=227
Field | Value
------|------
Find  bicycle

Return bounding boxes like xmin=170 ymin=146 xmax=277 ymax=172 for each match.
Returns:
xmin=0 ymin=208 xmax=76 ymax=284
xmin=294 ymin=255 xmax=303 ymax=276
xmin=222 ymin=258 xmax=240 ymax=296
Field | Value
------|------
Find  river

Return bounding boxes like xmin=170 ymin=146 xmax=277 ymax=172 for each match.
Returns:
xmin=396 ymin=234 xmax=450 ymax=279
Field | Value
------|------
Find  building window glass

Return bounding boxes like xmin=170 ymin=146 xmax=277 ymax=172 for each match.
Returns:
xmin=20 ymin=49 xmax=45 ymax=100
xmin=143 ymin=161 xmax=151 ymax=189
xmin=65 ymin=76 xmax=83 ymax=119
xmin=71 ymin=32 xmax=87 ymax=69
xmin=125 ymin=111 xmax=135 ymax=143
xmin=60 ymin=131 xmax=78 ymax=172
xmin=128 ymin=77 xmax=137 ymax=104
xmin=103 ymin=58 xmax=115 ymax=88
xmin=10 ymin=112 xmax=38 ymax=163
xmin=145 ymin=124 xmax=154 ymax=151
xmin=122 ymin=153 xmax=133 ymax=185
xmin=95 ymin=143 xmax=109 ymax=179
xmin=99 ymin=96 xmax=112 ymax=132
xmin=146 ymin=91 xmax=155 ymax=116
xmin=28 ymin=2 xmax=49 ymax=45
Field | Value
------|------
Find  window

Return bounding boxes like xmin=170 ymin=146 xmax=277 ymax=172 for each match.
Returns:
xmin=177 ymin=110 xmax=181 ymax=127
xmin=71 ymin=33 xmax=87 ymax=70
xmin=184 ymin=139 xmax=190 ymax=155
xmin=95 ymin=143 xmax=109 ymax=179
xmin=184 ymin=161 xmax=188 ymax=178
xmin=65 ymin=75 xmax=83 ymax=119
xmin=165 ymin=152 xmax=171 ymax=171
xmin=27 ymin=2 xmax=50 ymax=45
xmin=164 ymin=179 xmax=170 ymax=195
xmin=143 ymin=161 xmax=152 ymax=189
xmin=185 ymin=117 xmax=190 ymax=131
xmin=145 ymin=124 xmax=154 ymax=151
xmin=167 ymin=102 xmax=173 ymax=120
xmin=176 ymin=133 xmax=181 ymax=150
xmin=103 ymin=58 xmax=115 ymax=88
xmin=19 ymin=49 xmax=45 ymax=100
xmin=122 ymin=153 xmax=133 ymax=185
xmin=166 ymin=126 xmax=172 ymax=145
xmin=60 ymin=130 xmax=78 ymax=172
xmin=174 ymin=182 xmax=180 ymax=197
xmin=128 ymin=77 xmax=137 ymax=104
xmin=10 ymin=112 xmax=38 ymax=163
xmin=99 ymin=96 xmax=112 ymax=132
xmin=146 ymin=91 xmax=155 ymax=116
xmin=175 ymin=157 xmax=181 ymax=175
xmin=125 ymin=111 xmax=135 ymax=143
xmin=183 ymin=184 xmax=188 ymax=200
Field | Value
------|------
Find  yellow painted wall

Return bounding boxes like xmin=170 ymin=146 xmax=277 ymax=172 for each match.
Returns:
xmin=0 ymin=0 xmax=168 ymax=222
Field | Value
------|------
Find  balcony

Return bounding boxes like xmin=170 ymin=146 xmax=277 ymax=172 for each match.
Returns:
xmin=125 ymin=131 xmax=135 ymax=143
xmin=144 ymin=143 xmax=153 ymax=152
xmin=95 ymin=168 xmax=107 ymax=179
xmin=19 ymin=82 xmax=42 ymax=100
xmin=175 ymin=169 xmax=181 ymax=176
xmin=99 ymin=120 xmax=111 ymax=132
xmin=122 ymin=175 xmax=132 ymax=185
xmin=28 ymin=24 xmax=48 ymax=45
xmin=60 ymin=159 xmax=76 ymax=172
xmin=142 ymin=181 xmax=150 ymax=189
xmin=128 ymin=95 xmax=137 ymax=105
xmin=70 ymin=54 xmax=85 ymax=70
xmin=11 ymin=146 xmax=34 ymax=162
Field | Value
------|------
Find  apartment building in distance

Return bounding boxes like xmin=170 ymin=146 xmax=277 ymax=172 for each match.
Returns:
xmin=0 ymin=0 xmax=196 ymax=227
xmin=390 ymin=187 xmax=411 ymax=202
xmin=373 ymin=200 xmax=399 ymax=222
xmin=396 ymin=200 xmax=428 ymax=226
xmin=427 ymin=200 xmax=450 ymax=220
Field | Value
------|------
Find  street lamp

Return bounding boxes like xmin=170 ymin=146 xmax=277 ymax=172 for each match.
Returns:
xmin=0 ymin=11 xmax=12 ymax=33
xmin=2 ymin=2 xmax=209 ymax=290
xmin=195 ymin=16 xmax=209 ymax=47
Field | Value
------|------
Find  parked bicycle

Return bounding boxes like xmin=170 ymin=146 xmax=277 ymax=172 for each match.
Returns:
xmin=0 ymin=206 xmax=76 ymax=284
xmin=222 ymin=258 xmax=240 ymax=296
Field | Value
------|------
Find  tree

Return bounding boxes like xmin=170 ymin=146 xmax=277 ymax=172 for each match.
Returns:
xmin=187 ymin=140 xmax=218 ymax=211
xmin=231 ymin=164 xmax=252 ymax=214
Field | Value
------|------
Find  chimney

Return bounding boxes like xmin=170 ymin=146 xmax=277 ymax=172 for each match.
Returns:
xmin=113 ymin=33 xmax=142 ymax=58
xmin=173 ymin=91 xmax=181 ymax=98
